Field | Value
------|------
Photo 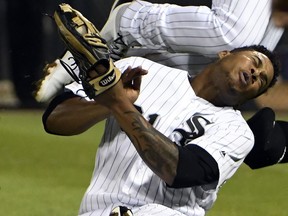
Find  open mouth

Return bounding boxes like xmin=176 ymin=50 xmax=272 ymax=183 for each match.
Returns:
xmin=240 ymin=71 xmax=250 ymax=85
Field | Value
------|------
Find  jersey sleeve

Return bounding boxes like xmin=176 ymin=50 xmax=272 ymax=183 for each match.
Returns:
xmin=187 ymin=113 xmax=254 ymax=188
xmin=120 ymin=0 xmax=273 ymax=56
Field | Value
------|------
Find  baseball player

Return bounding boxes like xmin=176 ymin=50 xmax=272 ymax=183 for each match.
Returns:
xmin=43 ymin=4 xmax=280 ymax=215
xmin=101 ymin=0 xmax=286 ymax=73
xmin=34 ymin=0 xmax=288 ymax=170
xmin=35 ymin=0 xmax=288 ymax=102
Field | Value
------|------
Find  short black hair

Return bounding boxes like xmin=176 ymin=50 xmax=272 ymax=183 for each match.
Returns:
xmin=230 ymin=45 xmax=281 ymax=93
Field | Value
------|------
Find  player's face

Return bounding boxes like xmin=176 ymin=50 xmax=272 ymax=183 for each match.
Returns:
xmin=213 ymin=50 xmax=274 ymax=106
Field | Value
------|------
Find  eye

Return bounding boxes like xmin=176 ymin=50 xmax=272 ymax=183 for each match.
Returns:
xmin=259 ymin=73 xmax=267 ymax=89
xmin=252 ymin=57 xmax=260 ymax=67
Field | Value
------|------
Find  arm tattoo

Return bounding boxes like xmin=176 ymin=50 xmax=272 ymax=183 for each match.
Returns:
xmin=124 ymin=110 xmax=178 ymax=182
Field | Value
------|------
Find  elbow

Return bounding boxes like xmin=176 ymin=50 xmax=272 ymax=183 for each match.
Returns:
xmin=42 ymin=106 xmax=74 ymax=136
xmin=42 ymin=114 xmax=82 ymax=136
xmin=41 ymin=92 xmax=82 ymax=136
xmin=42 ymin=106 xmax=57 ymax=135
xmin=42 ymin=113 xmax=65 ymax=136
xmin=165 ymin=169 xmax=177 ymax=187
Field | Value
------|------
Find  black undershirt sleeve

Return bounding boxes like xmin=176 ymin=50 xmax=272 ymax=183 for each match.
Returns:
xmin=169 ymin=144 xmax=219 ymax=188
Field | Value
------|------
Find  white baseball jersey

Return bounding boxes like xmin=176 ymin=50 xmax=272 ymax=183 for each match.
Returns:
xmin=65 ymin=57 xmax=254 ymax=216
xmin=117 ymin=0 xmax=284 ymax=74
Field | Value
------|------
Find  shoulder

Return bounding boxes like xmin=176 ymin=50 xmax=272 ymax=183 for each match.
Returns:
xmin=115 ymin=57 xmax=189 ymax=81
xmin=213 ymin=109 xmax=254 ymax=140
xmin=214 ymin=109 xmax=254 ymax=155
xmin=192 ymin=108 xmax=254 ymax=158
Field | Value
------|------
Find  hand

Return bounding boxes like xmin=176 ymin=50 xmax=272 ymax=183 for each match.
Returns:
xmin=95 ymin=66 xmax=148 ymax=107
xmin=121 ymin=66 xmax=148 ymax=103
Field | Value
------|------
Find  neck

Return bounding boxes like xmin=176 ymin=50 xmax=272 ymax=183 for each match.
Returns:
xmin=190 ymin=68 xmax=229 ymax=107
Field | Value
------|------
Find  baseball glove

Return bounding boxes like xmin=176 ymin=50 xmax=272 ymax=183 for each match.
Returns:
xmin=54 ymin=3 xmax=121 ymax=99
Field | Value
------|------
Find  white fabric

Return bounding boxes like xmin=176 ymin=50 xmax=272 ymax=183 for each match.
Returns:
xmin=118 ymin=0 xmax=284 ymax=74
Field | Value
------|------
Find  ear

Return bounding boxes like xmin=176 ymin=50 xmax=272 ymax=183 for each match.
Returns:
xmin=218 ymin=50 xmax=231 ymax=59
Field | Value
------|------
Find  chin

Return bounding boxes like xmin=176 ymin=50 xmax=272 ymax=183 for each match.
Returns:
xmin=224 ymin=87 xmax=241 ymax=106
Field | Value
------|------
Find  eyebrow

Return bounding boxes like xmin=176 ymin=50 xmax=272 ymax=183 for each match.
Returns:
xmin=253 ymin=55 xmax=263 ymax=68
xmin=253 ymin=54 xmax=270 ymax=92
xmin=260 ymin=72 xmax=268 ymax=88
xmin=257 ymin=75 xmax=269 ymax=96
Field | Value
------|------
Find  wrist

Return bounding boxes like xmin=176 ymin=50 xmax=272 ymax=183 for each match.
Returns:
xmin=108 ymin=97 xmax=135 ymax=114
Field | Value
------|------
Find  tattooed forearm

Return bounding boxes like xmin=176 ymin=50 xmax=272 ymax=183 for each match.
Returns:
xmin=124 ymin=110 xmax=178 ymax=184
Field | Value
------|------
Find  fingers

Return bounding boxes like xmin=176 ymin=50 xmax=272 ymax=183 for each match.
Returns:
xmin=122 ymin=66 xmax=148 ymax=91
xmin=122 ymin=66 xmax=148 ymax=84
xmin=130 ymin=72 xmax=142 ymax=91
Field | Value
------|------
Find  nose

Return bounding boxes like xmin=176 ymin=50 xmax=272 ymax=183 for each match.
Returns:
xmin=251 ymin=68 xmax=259 ymax=83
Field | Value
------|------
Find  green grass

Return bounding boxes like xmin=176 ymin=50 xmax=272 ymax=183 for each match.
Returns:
xmin=0 ymin=110 xmax=288 ymax=216
xmin=0 ymin=110 xmax=104 ymax=216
